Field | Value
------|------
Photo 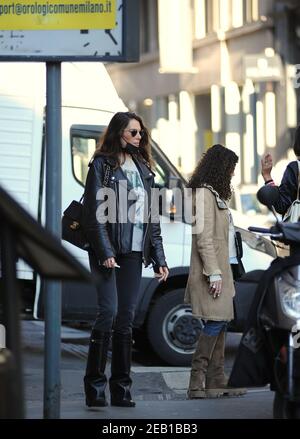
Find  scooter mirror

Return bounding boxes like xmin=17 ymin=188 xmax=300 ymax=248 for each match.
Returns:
xmin=257 ymin=185 xmax=280 ymax=209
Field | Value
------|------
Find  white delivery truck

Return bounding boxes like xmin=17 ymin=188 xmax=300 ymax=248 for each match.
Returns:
xmin=0 ymin=62 xmax=276 ymax=366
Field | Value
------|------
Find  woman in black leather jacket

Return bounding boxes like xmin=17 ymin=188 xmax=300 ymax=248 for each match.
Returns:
xmin=261 ymin=125 xmax=300 ymax=216
xmin=82 ymin=111 xmax=169 ymax=408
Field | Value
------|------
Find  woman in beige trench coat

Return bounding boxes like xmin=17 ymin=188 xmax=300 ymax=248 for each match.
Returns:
xmin=185 ymin=144 xmax=246 ymax=399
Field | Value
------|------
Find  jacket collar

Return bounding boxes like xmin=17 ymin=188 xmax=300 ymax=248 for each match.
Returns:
xmin=91 ymin=154 xmax=154 ymax=192
xmin=89 ymin=155 xmax=116 ymax=167
xmin=132 ymin=155 xmax=155 ymax=180
xmin=201 ymin=184 xmax=228 ymax=209
xmin=111 ymin=155 xmax=154 ymax=193
xmin=93 ymin=153 xmax=154 ymax=177
xmin=104 ymin=156 xmax=117 ymax=167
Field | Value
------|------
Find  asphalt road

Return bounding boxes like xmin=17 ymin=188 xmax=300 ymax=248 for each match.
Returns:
xmin=22 ymin=321 xmax=274 ymax=419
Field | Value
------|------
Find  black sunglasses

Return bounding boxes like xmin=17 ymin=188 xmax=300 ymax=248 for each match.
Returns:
xmin=125 ymin=129 xmax=145 ymax=138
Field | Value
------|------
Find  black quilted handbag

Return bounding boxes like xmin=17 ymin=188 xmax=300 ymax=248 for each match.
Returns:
xmin=62 ymin=195 xmax=90 ymax=250
xmin=62 ymin=163 xmax=111 ymax=250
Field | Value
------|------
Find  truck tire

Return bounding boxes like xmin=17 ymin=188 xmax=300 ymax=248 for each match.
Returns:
xmin=146 ymin=289 xmax=203 ymax=366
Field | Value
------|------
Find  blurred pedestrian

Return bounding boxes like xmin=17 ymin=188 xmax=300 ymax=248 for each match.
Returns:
xmin=185 ymin=144 xmax=246 ymax=398
xmin=82 ymin=111 xmax=169 ymax=408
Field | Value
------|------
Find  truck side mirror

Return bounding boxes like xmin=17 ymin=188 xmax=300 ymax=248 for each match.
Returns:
xmin=168 ymin=176 xmax=181 ymax=190
xmin=155 ymin=176 xmax=182 ymax=220
xmin=166 ymin=177 xmax=183 ymax=221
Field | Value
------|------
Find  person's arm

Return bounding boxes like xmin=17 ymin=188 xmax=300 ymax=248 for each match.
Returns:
xmin=82 ymin=159 xmax=116 ymax=264
xmin=275 ymin=164 xmax=298 ymax=214
xmin=150 ymin=219 xmax=169 ymax=282
xmin=195 ymin=188 xmax=222 ymax=277
xmin=194 ymin=188 xmax=223 ymax=297
xmin=261 ymin=153 xmax=273 ymax=183
xmin=261 ymin=154 xmax=298 ymax=215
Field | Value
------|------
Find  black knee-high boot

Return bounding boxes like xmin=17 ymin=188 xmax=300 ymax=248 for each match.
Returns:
xmin=109 ymin=332 xmax=135 ymax=407
xmin=84 ymin=329 xmax=111 ymax=407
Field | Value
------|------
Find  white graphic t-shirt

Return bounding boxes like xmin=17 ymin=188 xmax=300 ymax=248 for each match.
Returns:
xmin=121 ymin=155 xmax=145 ymax=251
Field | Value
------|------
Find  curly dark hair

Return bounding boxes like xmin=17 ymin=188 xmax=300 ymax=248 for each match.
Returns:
xmin=94 ymin=111 xmax=153 ymax=169
xmin=187 ymin=144 xmax=239 ymax=200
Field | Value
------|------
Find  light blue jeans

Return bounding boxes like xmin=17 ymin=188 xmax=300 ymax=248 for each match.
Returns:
xmin=202 ymin=320 xmax=228 ymax=336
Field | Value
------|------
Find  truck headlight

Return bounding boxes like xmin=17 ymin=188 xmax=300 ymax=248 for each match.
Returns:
xmin=278 ymin=276 xmax=300 ymax=319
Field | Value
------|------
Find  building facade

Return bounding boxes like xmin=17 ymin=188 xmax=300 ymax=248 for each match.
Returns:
xmin=107 ymin=0 xmax=300 ymax=190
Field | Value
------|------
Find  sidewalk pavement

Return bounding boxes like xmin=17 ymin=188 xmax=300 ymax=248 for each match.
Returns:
xmin=22 ymin=320 xmax=273 ymax=419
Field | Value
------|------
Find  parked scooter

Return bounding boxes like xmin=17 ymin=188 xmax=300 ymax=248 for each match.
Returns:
xmin=229 ymin=184 xmax=300 ymax=419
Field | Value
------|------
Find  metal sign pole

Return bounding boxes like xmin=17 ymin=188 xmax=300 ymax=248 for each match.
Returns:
xmin=0 ymin=222 xmax=24 ymax=419
xmin=43 ymin=62 xmax=62 ymax=419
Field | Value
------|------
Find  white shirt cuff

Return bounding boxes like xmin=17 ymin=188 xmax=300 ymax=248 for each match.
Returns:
xmin=209 ymin=274 xmax=222 ymax=282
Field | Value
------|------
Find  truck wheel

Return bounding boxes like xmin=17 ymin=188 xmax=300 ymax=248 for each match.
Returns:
xmin=146 ymin=289 xmax=203 ymax=366
xmin=273 ymin=391 xmax=300 ymax=419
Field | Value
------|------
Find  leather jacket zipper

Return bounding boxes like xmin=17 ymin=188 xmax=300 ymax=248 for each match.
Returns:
xmin=142 ymin=209 xmax=151 ymax=264
xmin=114 ymin=180 xmax=122 ymax=253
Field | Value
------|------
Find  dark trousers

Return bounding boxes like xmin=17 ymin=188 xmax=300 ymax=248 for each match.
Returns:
xmin=88 ymin=251 xmax=143 ymax=334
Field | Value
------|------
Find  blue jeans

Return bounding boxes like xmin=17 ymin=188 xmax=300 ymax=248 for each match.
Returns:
xmin=202 ymin=320 xmax=228 ymax=336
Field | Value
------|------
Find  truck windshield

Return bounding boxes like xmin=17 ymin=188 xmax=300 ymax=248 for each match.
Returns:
xmin=71 ymin=126 xmax=170 ymax=188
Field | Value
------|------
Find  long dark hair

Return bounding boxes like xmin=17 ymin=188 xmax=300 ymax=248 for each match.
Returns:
xmin=94 ymin=111 xmax=153 ymax=168
xmin=188 ymin=144 xmax=239 ymax=200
